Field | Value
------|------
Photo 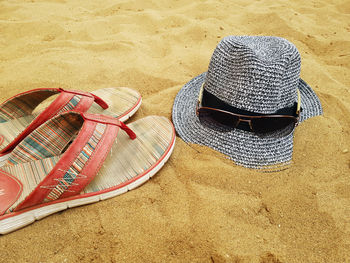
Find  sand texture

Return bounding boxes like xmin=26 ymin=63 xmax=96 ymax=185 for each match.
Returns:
xmin=0 ymin=0 xmax=350 ymax=262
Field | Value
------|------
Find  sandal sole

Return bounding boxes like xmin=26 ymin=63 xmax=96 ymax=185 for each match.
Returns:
xmin=0 ymin=131 xmax=174 ymax=234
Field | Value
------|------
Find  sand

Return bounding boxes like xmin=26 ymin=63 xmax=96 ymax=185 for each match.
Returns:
xmin=0 ymin=0 xmax=349 ymax=262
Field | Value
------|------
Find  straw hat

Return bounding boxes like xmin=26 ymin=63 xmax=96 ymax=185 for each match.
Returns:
xmin=172 ymin=36 xmax=322 ymax=170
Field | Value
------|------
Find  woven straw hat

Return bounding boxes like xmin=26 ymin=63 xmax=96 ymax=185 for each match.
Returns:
xmin=172 ymin=36 xmax=322 ymax=170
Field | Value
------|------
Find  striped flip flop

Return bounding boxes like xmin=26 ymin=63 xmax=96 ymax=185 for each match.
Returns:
xmin=0 ymin=111 xmax=175 ymax=234
xmin=0 ymin=87 xmax=141 ymax=162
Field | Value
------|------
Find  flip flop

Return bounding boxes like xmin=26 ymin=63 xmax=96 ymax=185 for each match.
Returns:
xmin=0 ymin=111 xmax=175 ymax=234
xmin=0 ymin=87 xmax=141 ymax=161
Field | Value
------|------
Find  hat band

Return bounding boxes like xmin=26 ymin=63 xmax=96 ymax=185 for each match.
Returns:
xmin=201 ymin=88 xmax=298 ymax=132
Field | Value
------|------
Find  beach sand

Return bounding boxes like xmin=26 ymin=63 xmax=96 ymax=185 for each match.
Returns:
xmin=0 ymin=0 xmax=349 ymax=262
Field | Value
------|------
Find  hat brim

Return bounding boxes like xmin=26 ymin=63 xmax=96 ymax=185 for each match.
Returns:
xmin=172 ymin=72 xmax=323 ymax=170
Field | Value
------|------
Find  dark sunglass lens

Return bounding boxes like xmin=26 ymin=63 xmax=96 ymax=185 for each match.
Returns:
xmin=198 ymin=108 xmax=239 ymax=132
xmin=251 ymin=117 xmax=296 ymax=137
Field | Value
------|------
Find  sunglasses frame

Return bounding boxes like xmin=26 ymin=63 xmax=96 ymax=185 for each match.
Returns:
xmin=196 ymin=83 xmax=301 ymax=134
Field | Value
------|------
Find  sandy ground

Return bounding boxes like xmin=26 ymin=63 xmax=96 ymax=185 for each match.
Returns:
xmin=0 ymin=0 xmax=349 ymax=262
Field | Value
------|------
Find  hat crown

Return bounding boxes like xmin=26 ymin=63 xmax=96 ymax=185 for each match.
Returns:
xmin=204 ymin=36 xmax=301 ymax=114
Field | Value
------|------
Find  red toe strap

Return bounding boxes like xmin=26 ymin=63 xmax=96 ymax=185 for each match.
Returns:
xmin=91 ymin=93 xmax=109 ymax=109
xmin=58 ymin=88 xmax=109 ymax=110
xmin=82 ymin=113 xmax=136 ymax=139
xmin=119 ymin=121 xmax=137 ymax=140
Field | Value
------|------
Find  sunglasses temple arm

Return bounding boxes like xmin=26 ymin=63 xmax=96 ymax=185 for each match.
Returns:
xmin=198 ymin=83 xmax=205 ymax=105
xmin=296 ymin=89 xmax=301 ymax=115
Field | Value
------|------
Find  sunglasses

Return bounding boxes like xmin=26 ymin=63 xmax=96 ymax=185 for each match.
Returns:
xmin=196 ymin=84 xmax=301 ymax=137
